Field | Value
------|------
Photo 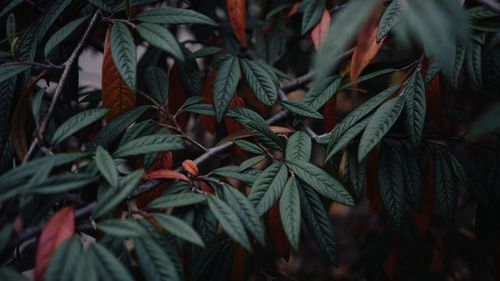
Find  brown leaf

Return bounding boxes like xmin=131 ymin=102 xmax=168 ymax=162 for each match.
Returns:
xmin=35 ymin=207 xmax=75 ymax=280
xmin=241 ymin=87 xmax=270 ymax=118
xmin=199 ymin=70 xmax=217 ymax=134
xmin=182 ymin=159 xmax=199 ymax=176
xmin=230 ymin=244 xmax=248 ymax=280
xmin=168 ymin=66 xmax=189 ymax=129
xmin=350 ymin=6 xmax=385 ymax=84
xmin=226 ymin=0 xmax=247 ymax=46
xmin=101 ymin=28 xmax=136 ymax=121
xmin=144 ymin=169 xmax=190 ymax=182
xmin=268 ymin=203 xmax=289 ymax=260
xmin=323 ymin=95 xmax=337 ymax=132
xmin=310 ymin=10 xmax=331 ymax=51
xmin=366 ymin=148 xmax=383 ymax=213
xmin=225 ymin=97 xmax=245 ymax=134
xmin=414 ymin=156 xmax=435 ymax=235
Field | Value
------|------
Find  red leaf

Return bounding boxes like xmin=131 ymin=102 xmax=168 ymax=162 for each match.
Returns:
xmin=268 ymin=204 xmax=289 ymax=260
xmin=226 ymin=0 xmax=247 ymax=46
xmin=350 ymin=7 xmax=385 ymax=84
xmin=414 ymin=157 xmax=435 ymax=235
xmin=182 ymin=159 xmax=199 ymax=176
xmin=101 ymin=28 xmax=136 ymax=121
xmin=287 ymin=1 xmax=300 ymax=17
xmin=241 ymin=87 xmax=270 ymax=118
xmin=144 ymin=170 xmax=190 ymax=182
xmin=310 ymin=10 xmax=331 ymax=51
xmin=168 ymin=66 xmax=189 ymax=130
xmin=197 ymin=181 xmax=214 ymax=194
xmin=366 ymin=148 xmax=383 ymax=213
xmin=225 ymin=97 xmax=245 ymax=134
xmin=147 ymin=152 xmax=173 ymax=173
xmin=35 ymin=207 xmax=75 ymax=280
xmin=199 ymin=70 xmax=217 ymax=134
xmin=231 ymin=244 xmax=248 ymax=280
xmin=323 ymin=95 xmax=337 ymax=132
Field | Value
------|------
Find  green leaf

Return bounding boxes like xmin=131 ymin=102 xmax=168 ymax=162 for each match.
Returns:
xmin=301 ymin=0 xmax=325 ymax=35
xmin=0 ymin=267 xmax=28 ymax=281
xmin=239 ymin=155 xmax=266 ymax=172
xmin=90 ymin=106 xmax=149 ymax=149
xmin=281 ymin=100 xmax=323 ymax=119
xmin=326 ymin=85 xmax=399 ymax=161
xmin=315 ymin=0 xmax=378 ymax=79
xmin=452 ymin=43 xmax=466 ymax=88
xmin=31 ymin=174 xmax=97 ymax=194
xmin=211 ymin=166 xmax=260 ymax=183
xmin=358 ymin=96 xmax=405 ymax=161
xmin=213 ymin=56 xmax=240 ymax=121
xmin=376 ymin=0 xmax=400 ymax=42
xmin=180 ymin=103 xmax=215 ymax=116
xmin=279 ymin=176 xmax=301 ymax=250
xmin=303 ymin=76 xmax=342 ymax=110
xmin=97 ymin=219 xmax=149 ymax=237
xmin=346 ymin=146 xmax=366 ymax=199
xmin=136 ymin=23 xmax=184 ymax=61
xmin=207 ymin=195 xmax=252 ymax=251
xmin=248 ymin=163 xmax=289 ymax=214
xmin=93 ymin=169 xmax=144 ymax=218
xmin=401 ymin=148 xmax=422 ymax=210
xmin=221 ymin=183 xmax=266 ymax=245
xmin=227 ymin=108 xmax=283 ymax=151
xmin=240 ymin=59 xmax=277 ymax=106
xmin=52 ymin=108 xmax=109 ymax=145
xmin=134 ymin=238 xmax=180 ymax=281
xmin=111 ymin=22 xmax=136 ymax=92
xmin=135 ymin=8 xmax=217 ymax=26
xmin=466 ymin=6 xmax=498 ymax=19
xmin=378 ymin=145 xmax=405 ymax=226
xmin=435 ymin=153 xmax=456 ymax=223
xmin=148 ymin=193 xmax=206 ymax=209
xmin=31 ymin=88 xmax=45 ymax=124
xmin=152 ymin=213 xmax=204 ymax=247
xmin=0 ymin=0 xmax=23 ymax=19
xmin=73 ymin=253 xmax=97 ymax=281
xmin=87 ymin=243 xmax=134 ymax=281
xmin=188 ymin=47 xmax=223 ymax=59
xmin=233 ymin=140 xmax=264 ymax=154
xmin=286 ymin=160 xmax=354 ymax=206
xmin=6 ymin=14 xmax=15 ymax=45
xmin=45 ymin=237 xmax=82 ymax=281
xmin=0 ymin=64 xmax=30 ymax=84
xmin=326 ymin=117 xmax=370 ymax=159
xmin=144 ymin=66 xmax=168 ymax=105
xmin=0 ymin=224 xmax=13 ymax=252
xmin=95 ymin=146 xmax=118 ymax=188
xmin=466 ymin=41 xmax=482 ymax=88
xmin=114 ymin=134 xmax=184 ymax=158
xmin=285 ymin=131 xmax=312 ymax=162
xmin=403 ymin=72 xmax=426 ymax=146
xmin=44 ymin=16 xmax=88 ymax=57
xmin=299 ymin=184 xmax=338 ymax=266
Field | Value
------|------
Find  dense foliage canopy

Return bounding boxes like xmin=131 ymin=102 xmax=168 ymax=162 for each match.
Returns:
xmin=1 ymin=0 xmax=500 ymax=280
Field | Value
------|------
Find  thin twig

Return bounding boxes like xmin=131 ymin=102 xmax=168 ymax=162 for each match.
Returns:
xmin=22 ymin=10 xmax=101 ymax=164
xmin=1 ymin=61 xmax=64 ymax=69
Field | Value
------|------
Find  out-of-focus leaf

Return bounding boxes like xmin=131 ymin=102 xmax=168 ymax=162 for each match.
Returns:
xmin=311 ymin=10 xmax=331 ymax=51
xmin=152 ymin=213 xmax=204 ymax=246
xmin=134 ymin=238 xmax=180 ymax=281
xmin=45 ymin=237 xmax=83 ymax=281
xmin=0 ymin=64 xmax=30 ymax=84
xmin=97 ymin=219 xmax=149 ymax=237
xmin=87 ymin=243 xmax=134 ymax=281
xmin=95 ymin=146 xmax=119 ymax=187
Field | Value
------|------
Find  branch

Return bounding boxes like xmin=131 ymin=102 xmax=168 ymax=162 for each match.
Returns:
xmin=22 ymin=10 xmax=101 ymax=164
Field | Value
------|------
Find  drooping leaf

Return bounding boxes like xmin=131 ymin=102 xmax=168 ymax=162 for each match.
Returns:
xmin=281 ymin=100 xmax=323 ymax=119
xmin=346 ymin=146 xmax=366 ymax=199
xmin=110 ymin=22 xmax=136 ymax=92
xmin=136 ymin=7 xmax=217 ymax=26
xmin=87 ymin=243 xmax=134 ymax=281
xmin=44 ymin=16 xmax=88 ymax=57
xmin=285 ymin=131 xmax=312 ymax=162
xmin=326 ymin=117 xmax=370 ymax=158
xmin=435 ymin=152 xmax=457 ymax=223
xmin=311 ymin=10 xmax=331 ymax=51
xmin=226 ymin=0 xmax=247 ymax=46
xmin=93 ymin=169 xmax=144 ymax=218
xmin=134 ymin=238 xmax=180 ymax=281
xmin=239 ymin=155 xmax=266 ymax=171
xmin=148 ymin=193 xmax=207 ymax=209
xmin=207 ymin=195 xmax=252 ymax=251
xmin=299 ymin=184 xmax=338 ymax=266
xmin=136 ymin=23 xmax=184 ymax=61
xmin=221 ymin=183 xmax=266 ymax=245
xmin=213 ymin=56 xmax=240 ymax=121
xmin=466 ymin=41 xmax=482 ymax=87
xmin=152 ymin=213 xmax=204 ymax=246
xmin=376 ymin=0 xmax=400 ymax=42
xmin=378 ymin=145 xmax=405 ymax=226
xmin=403 ymin=71 xmax=426 ymax=145
xmin=97 ymin=219 xmax=149 ymax=237
xmin=240 ymin=59 xmax=277 ymax=106
xmin=279 ymin=176 xmax=301 ymax=250
xmin=102 ymin=28 xmax=136 ymax=120
xmin=402 ymin=148 xmax=422 ymax=210
xmin=51 ymin=108 xmax=109 ymax=145
xmin=452 ymin=43 xmax=466 ymax=88
xmin=227 ymin=108 xmax=283 ymax=151
xmin=286 ymin=160 xmax=354 ymax=206
xmin=35 ymin=207 xmax=75 ymax=280
xmin=358 ymin=95 xmax=405 ymax=161
xmin=113 ymin=134 xmax=184 ymax=158
xmin=211 ymin=166 xmax=260 ymax=183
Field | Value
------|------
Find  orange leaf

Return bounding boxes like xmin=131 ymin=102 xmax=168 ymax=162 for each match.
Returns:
xmin=199 ymin=70 xmax=217 ymax=134
xmin=226 ymin=0 xmax=247 ymax=46
xmin=101 ymin=28 xmax=136 ymax=121
xmin=350 ymin=7 xmax=385 ymax=84
xmin=35 ymin=207 xmax=75 ymax=280
xmin=144 ymin=170 xmax=190 ymax=182
xmin=168 ymin=66 xmax=189 ymax=129
xmin=310 ymin=10 xmax=331 ymax=51
xmin=323 ymin=95 xmax=337 ymax=132
xmin=268 ymin=204 xmax=289 ymax=260
xmin=182 ymin=159 xmax=199 ymax=176
xmin=225 ymin=97 xmax=245 ymax=134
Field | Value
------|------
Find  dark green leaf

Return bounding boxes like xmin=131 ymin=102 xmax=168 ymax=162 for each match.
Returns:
xmin=136 ymin=23 xmax=184 ymax=61
xmin=214 ymin=56 xmax=240 ymax=121
xmin=113 ymin=134 xmax=184 ymax=157
xmin=326 ymin=117 xmax=370 ymax=159
xmin=239 ymin=155 xmax=266 ymax=172
xmin=44 ymin=16 xmax=88 ymax=57
xmin=0 ymin=64 xmax=30 ymax=84
xmin=233 ymin=140 xmax=264 ymax=154
xmin=97 ymin=219 xmax=149 ymax=237
xmin=148 ymin=193 xmax=206 ymax=209
xmin=135 ymin=8 xmax=217 ymax=26
xmin=111 ymin=22 xmax=136 ymax=92
xmin=248 ymin=163 xmax=288 ymax=213
xmin=95 ymin=146 xmax=119 ymax=187
xmin=134 ymin=238 xmax=180 ymax=281
xmin=88 ymin=243 xmax=134 ymax=281
xmin=52 ymin=108 xmax=109 ymax=145
xmin=45 ymin=237 xmax=82 ymax=281
xmin=152 ymin=213 xmax=204 ymax=246
xmin=303 ymin=76 xmax=342 ymax=110
xmin=281 ymin=100 xmax=323 ymax=119
xmin=279 ymin=176 xmax=301 ymax=250
xmin=378 ymin=145 xmax=405 ymax=226
xmin=403 ymin=72 xmax=426 ymax=145
xmin=211 ymin=166 xmax=260 ymax=183
xmin=435 ymin=153 xmax=456 ymax=223
xmin=301 ymin=0 xmax=325 ymax=35
xmin=376 ymin=0 xmax=400 ymax=42
xmin=144 ymin=66 xmax=168 ymax=105
xmin=285 ymin=131 xmax=312 ymax=162
xmin=240 ymin=59 xmax=277 ymax=106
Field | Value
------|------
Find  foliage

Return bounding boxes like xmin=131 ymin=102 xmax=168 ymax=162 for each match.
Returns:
xmin=0 ymin=0 xmax=500 ymax=280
